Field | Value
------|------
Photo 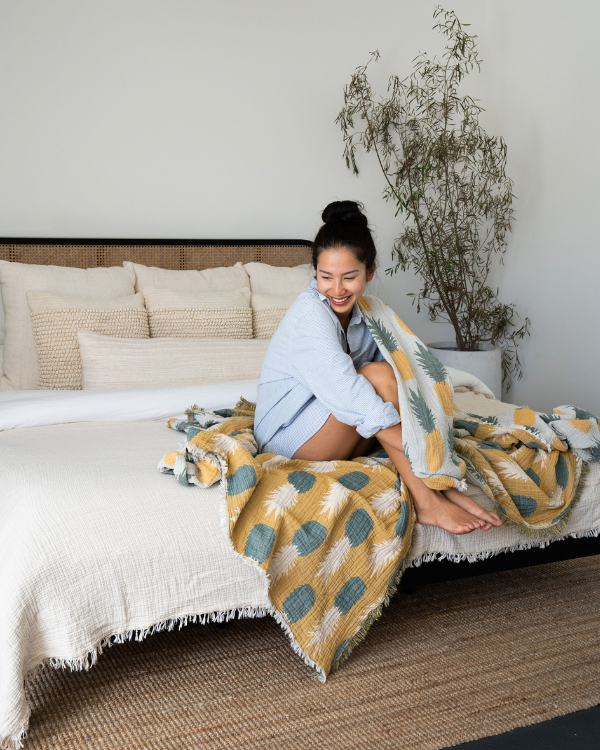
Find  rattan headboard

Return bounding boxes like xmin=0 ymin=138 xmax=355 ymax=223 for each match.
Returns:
xmin=0 ymin=238 xmax=312 ymax=270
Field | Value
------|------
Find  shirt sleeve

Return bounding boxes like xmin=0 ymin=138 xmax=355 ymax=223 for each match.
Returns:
xmin=288 ymin=311 xmax=400 ymax=439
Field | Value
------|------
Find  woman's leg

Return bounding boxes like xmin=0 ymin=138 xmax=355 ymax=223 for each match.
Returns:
xmin=357 ymin=362 xmax=502 ymax=532
xmin=293 ymin=361 xmax=500 ymax=535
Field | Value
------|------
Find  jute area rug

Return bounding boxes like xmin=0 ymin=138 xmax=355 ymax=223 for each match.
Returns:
xmin=24 ymin=556 xmax=600 ymax=750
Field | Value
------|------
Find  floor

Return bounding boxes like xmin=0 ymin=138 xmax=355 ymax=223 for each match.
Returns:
xmin=450 ymin=704 xmax=600 ymax=749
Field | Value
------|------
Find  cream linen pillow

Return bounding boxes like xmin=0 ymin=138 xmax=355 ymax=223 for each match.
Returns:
xmin=251 ymin=292 xmax=299 ymax=339
xmin=27 ymin=291 xmax=148 ymax=390
xmin=123 ymin=260 xmax=250 ymax=295
xmin=243 ymin=262 xmax=313 ymax=296
xmin=78 ymin=330 xmax=270 ymax=390
xmin=142 ymin=285 xmax=253 ymax=339
xmin=0 ymin=261 xmax=136 ymax=391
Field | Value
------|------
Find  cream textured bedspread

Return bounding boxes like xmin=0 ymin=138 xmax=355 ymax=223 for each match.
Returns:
xmin=0 ymin=420 xmax=269 ymax=750
xmin=1 ymin=391 xmax=599 ymax=748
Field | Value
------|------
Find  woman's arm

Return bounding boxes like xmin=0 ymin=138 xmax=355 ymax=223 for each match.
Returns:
xmin=289 ymin=311 xmax=400 ymax=439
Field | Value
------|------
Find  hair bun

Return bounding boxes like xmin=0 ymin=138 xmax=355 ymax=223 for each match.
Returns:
xmin=322 ymin=200 xmax=368 ymax=226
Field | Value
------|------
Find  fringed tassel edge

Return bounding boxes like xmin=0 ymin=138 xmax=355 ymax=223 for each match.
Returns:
xmin=1 ymin=605 xmax=270 ymax=750
xmin=330 ymin=520 xmax=419 ymax=675
xmin=408 ymin=523 xmax=600 ymax=567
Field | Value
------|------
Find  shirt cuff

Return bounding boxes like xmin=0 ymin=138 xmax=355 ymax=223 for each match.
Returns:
xmin=356 ymin=402 xmax=400 ymax=439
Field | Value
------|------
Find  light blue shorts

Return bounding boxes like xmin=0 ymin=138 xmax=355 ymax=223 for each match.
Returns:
xmin=260 ymin=397 xmax=331 ymax=458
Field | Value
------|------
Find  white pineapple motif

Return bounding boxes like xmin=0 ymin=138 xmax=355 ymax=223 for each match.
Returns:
xmin=534 ymin=448 xmax=551 ymax=468
xmin=362 ymin=455 xmax=393 ymax=470
xmin=264 ymin=482 xmax=299 ymax=518
xmin=261 ymin=455 xmax=290 ymax=473
xmin=495 ymin=459 xmax=532 ymax=483
xmin=270 ymin=543 xmax=299 ymax=581
xmin=547 ymin=484 xmax=564 ymax=508
xmin=236 ymin=434 xmax=258 ymax=456
xmin=306 ymin=606 xmax=341 ymax=654
xmin=307 ymin=460 xmax=339 ymax=473
xmin=316 ymin=536 xmax=352 ymax=580
xmin=212 ymin=434 xmax=243 ymax=456
xmin=319 ymin=481 xmax=350 ymax=520
xmin=369 ymin=487 xmax=401 ymax=517
xmin=369 ymin=536 xmax=403 ymax=576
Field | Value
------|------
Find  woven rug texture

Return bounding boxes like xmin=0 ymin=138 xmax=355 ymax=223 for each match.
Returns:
xmin=23 ymin=556 xmax=600 ymax=750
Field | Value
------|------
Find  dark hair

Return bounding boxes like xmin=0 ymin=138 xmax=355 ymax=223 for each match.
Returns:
xmin=312 ymin=200 xmax=377 ymax=271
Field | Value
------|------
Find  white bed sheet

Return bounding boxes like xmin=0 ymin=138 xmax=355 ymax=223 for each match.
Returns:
xmin=1 ymin=384 xmax=598 ymax=749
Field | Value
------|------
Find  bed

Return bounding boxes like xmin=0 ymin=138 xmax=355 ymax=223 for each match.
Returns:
xmin=1 ymin=239 xmax=598 ymax=750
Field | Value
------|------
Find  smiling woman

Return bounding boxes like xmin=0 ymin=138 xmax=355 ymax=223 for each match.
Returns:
xmin=253 ymin=201 xmax=502 ymax=536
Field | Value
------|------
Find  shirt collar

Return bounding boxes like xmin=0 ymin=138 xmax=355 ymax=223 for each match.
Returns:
xmin=309 ymin=277 xmax=364 ymax=326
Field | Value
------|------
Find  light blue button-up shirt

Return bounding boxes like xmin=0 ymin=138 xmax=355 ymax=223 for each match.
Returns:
xmin=254 ymin=278 xmax=401 ymax=457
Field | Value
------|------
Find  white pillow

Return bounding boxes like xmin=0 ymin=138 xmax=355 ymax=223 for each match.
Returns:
xmin=0 ymin=260 xmax=136 ymax=391
xmin=78 ymin=331 xmax=270 ymax=390
xmin=123 ymin=260 xmax=250 ymax=294
xmin=27 ymin=291 xmax=148 ymax=390
xmin=142 ymin=285 xmax=253 ymax=339
xmin=243 ymin=262 xmax=313 ymax=296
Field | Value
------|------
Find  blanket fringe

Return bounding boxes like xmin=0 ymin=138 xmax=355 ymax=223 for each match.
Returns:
xmin=2 ymin=606 xmax=269 ymax=750
xmin=408 ymin=524 xmax=600 ymax=567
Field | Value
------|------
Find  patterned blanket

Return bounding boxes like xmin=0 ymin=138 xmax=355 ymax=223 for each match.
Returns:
xmin=159 ymin=295 xmax=600 ymax=679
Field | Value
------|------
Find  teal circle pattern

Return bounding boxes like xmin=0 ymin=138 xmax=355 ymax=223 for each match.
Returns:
xmin=395 ymin=500 xmax=409 ymax=538
xmin=293 ymin=521 xmax=327 ymax=557
xmin=555 ymin=454 xmax=569 ymax=489
xmin=335 ymin=577 xmax=366 ymax=615
xmin=244 ymin=524 xmax=275 ymax=563
xmin=524 ymin=467 xmax=541 ymax=486
xmin=394 ymin=477 xmax=402 ymax=493
xmin=338 ymin=471 xmax=371 ymax=491
xmin=510 ymin=494 xmax=537 ymax=518
xmin=227 ymin=464 xmax=257 ymax=496
xmin=283 ymin=585 xmax=316 ymax=623
xmin=288 ymin=471 xmax=317 ymax=494
xmin=345 ymin=509 xmax=374 ymax=548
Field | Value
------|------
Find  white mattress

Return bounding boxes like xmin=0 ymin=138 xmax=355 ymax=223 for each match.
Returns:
xmin=1 ymin=387 xmax=598 ymax=749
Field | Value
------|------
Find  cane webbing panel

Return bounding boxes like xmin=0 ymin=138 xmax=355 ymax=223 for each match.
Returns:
xmin=0 ymin=242 xmax=312 ymax=270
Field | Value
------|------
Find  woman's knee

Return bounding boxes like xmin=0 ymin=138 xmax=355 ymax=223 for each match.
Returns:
xmin=358 ymin=361 xmax=395 ymax=386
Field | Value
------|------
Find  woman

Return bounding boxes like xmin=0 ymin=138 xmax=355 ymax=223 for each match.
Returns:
xmin=254 ymin=201 xmax=501 ymax=535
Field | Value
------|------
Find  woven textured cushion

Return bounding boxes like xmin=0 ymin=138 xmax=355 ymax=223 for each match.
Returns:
xmin=27 ymin=291 xmax=148 ymax=390
xmin=243 ymin=262 xmax=313 ymax=296
xmin=0 ymin=260 xmax=136 ymax=391
xmin=123 ymin=261 xmax=250 ymax=295
xmin=251 ymin=292 xmax=299 ymax=339
xmin=78 ymin=330 xmax=270 ymax=389
xmin=142 ymin=286 xmax=253 ymax=339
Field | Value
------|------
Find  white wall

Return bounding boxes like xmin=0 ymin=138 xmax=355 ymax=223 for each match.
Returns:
xmin=1 ymin=0 xmax=598 ymax=411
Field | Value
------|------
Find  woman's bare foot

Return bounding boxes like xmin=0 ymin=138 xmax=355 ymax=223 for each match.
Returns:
xmin=442 ymin=487 xmax=502 ymax=529
xmin=411 ymin=485 xmax=486 ymax=535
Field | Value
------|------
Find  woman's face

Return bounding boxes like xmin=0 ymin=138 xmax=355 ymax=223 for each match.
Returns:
xmin=315 ymin=248 xmax=375 ymax=319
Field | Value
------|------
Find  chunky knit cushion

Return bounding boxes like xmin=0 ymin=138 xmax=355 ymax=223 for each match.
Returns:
xmin=142 ymin=286 xmax=253 ymax=339
xmin=250 ymin=292 xmax=299 ymax=339
xmin=27 ymin=291 xmax=148 ymax=390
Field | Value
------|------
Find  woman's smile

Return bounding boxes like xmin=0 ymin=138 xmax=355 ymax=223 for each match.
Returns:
xmin=316 ymin=247 xmax=375 ymax=323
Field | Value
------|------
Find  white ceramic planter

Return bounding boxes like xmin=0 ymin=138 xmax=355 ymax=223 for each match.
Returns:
xmin=428 ymin=341 xmax=502 ymax=400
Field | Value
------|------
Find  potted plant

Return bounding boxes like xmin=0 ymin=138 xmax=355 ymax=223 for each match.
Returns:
xmin=336 ymin=6 xmax=529 ymax=398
